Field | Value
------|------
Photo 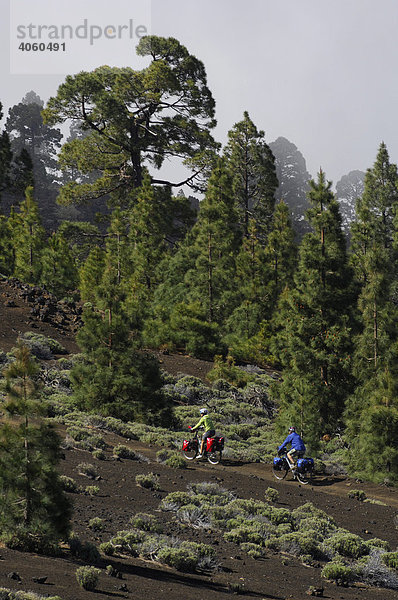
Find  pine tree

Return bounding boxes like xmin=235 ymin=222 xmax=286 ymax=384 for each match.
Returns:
xmin=0 ymin=344 xmax=71 ymax=552
xmin=345 ymin=144 xmax=398 ymax=481
xmin=79 ymin=245 xmax=106 ymax=304
xmin=224 ymin=111 xmax=278 ymax=238
xmin=224 ymin=219 xmax=272 ymax=358
xmin=71 ymin=257 xmax=170 ymax=424
xmin=185 ymin=160 xmax=240 ymax=324
xmin=40 ymin=231 xmax=79 ymax=298
xmin=12 ymin=186 xmax=45 ymax=283
xmin=273 ymin=171 xmax=355 ymax=448
xmin=127 ymin=175 xmax=173 ymax=319
xmin=144 ymin=160 xmax=239 ymax=357
xmin=265 ymin=200 xmax=297 ymax=300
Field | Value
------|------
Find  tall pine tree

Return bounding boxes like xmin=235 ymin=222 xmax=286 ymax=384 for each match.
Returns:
xmin=0 ymin=344 xmax=71 ymax=552
xmin=273 ymin=171 xmax=355 ymax=448
xmin=345 ymin=143 xmax=398 ymax=482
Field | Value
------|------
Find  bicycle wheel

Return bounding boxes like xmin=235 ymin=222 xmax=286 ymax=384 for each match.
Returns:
xmin=296 ymin=469 xmax=312 ymax=485
xmin=272 ymin=464 xmax=289 ymax=480
xmin=207 ymin=451 xmax=222 ymax=465
xmin=182 ymin=442 xmax=198 ymax=460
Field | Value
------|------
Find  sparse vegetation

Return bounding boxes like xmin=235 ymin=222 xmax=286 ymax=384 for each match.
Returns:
xmin=75 ymin=565 xmax=101 ymax=590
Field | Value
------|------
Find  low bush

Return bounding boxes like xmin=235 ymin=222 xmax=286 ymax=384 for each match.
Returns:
xmin=135 ymin=473 xmax=160 ymax=490
xmin=264 ymin=487 xmax=279 ymax=503
xmin=348 ymin=489 xmax=367 ymax=502
xmin=75 ymin=565 xmax=101 ymax=591
xmin=321 ymin=560 xmax=355 ymax=586
xmin=130 ymin=513 xmax=162 ymax=533
xmin=85 ymin=485 xmax=100 ymax=496
xmin=88 ymin=517 xmax=104 ymax=531
xmin=69 ymin=534 xmax=101 ymax=563
xmin=77 ymin=463 xmax=99 ymax=479
xmin=113 ymin=444 xmax=138 ymax=459
xmin=382 ymin=551 xmax=398 ymax=570
xmin=59 ymin=475 xmax=81 ymax=493
xmin=323 ymin=531 xmax=369 ymax=559
xmin=0 ymin=590 xmax=62 ymax=600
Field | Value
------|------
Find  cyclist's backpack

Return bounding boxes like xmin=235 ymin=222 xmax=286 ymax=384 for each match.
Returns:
xmin=273 ymin=456 xmax=284 ymax=470
xmin=297 ymin=457 xmax=314 ymax=473
xmin=182 ymin=438 xmax=197 ymax=451
xmin=206 ymin=436 xmax=224 ymax=452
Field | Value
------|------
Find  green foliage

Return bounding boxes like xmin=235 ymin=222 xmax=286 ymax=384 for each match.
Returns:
xmin=40 ymin=231 xmax=78 ymax=297
xmin=77 ymin=462 xmax=98 ymax=479
xmin=69 ymin=534 xmax=101 ymax=563
xmin=321 ymin=560 xmax=355 ymax=585
xmin=264 ymin=487 xmax=279 ymax=503
xmin=88 ymin=517 xmax=104 ymax=531
xmin=75 ymin=566 xmax=101 ymax=591
xmin=130 ymin=513 xmax=162 ymax=533
xmin=382 ymin=552 xmax=398 ymax=570
xmin=272 ymin=169 xmax=356 ymax=446
xmin=113 ymin=444 xmax=138 ymax=460
xmin=135 ymin=472 xmax=160 ymax=490
xmin=11 ymin=186 xmax=46 ymax=283
xmin=224 ymin=110 xmax=278 ymax=238
xmin=43 ymin=36 xmax=217 ymax=203
xmin=0 ymin=344 xmax=71 ymax=552
xmin=71 ymin=302 xmax=169 ymax=424
xmin=348 ymin=489 xmax=367 ymax=501
xmin=207 ymin=355 xmax=253 ymax=388
xmin=85 ymin=485 xmax=100 ymax=496
xmin=323 ymin=530 xmax=369 ymax=559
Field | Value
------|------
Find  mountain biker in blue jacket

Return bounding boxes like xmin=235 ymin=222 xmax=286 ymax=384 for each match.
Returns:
xmin=278 ymin=426 xmax=306 ymax=469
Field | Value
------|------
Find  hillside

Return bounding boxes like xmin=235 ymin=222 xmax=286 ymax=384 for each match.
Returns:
xmin=0 ymin=279 xmax=397 ymax=600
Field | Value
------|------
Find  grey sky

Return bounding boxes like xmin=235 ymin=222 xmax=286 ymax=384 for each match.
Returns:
xmin=2 ymin=0 xmax=398 ymax=186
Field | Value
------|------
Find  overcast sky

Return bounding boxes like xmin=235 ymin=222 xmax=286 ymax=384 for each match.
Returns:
xmin=2 ymin=0 xmax=398 ymax=187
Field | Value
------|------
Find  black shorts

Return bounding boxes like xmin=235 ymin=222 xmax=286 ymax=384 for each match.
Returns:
xmin=203 ymin=429 xmax=215 ymax=440
xmin=289 ymin=448 xmax=305 ymax=459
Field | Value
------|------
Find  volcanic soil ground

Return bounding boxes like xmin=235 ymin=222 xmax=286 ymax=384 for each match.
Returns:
xmin=0 ymin=279 xmax=397 ymax=600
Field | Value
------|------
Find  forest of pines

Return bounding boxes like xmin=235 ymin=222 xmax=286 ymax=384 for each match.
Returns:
xmin=0 ymin=35 xmax=397 ymax=490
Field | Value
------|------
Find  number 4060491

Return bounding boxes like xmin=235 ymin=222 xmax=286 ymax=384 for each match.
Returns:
xmin=18 ymin=42 xmax=66 ymax=51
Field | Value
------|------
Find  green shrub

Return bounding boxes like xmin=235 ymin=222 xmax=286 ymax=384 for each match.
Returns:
xmin=59 ymin=475 xmax=81 ymax=493
xmin=324 ymin=531 xmax=368 ymax=559
xmin=348 ymin=489 xmax=367 ymax=502
xmin=240 ymin=542 xmax=264 ymax=559
xmin=224 ymin=526 xmax=264 ymax=545
xmin=321 ymin=561 xmax=355 ymax=586
xmin=69 ymin=534 xmax=101 ymax=563
xmin=92 ymin=448 xmax=106 ymax=460
xmin=0 ymin=590 xmax=62 ymax=600
xmin=382 ymin=552 xmax=398 ymax=570
xmin=135 ymin=473 xmax=160 ymax=490
xmin=88 ymin=517 xmax=104 ymax=531
xmin=113 ymin=444 xmax=138 ymax=459
xmin=75 ymin=565 xmax=101 ymax=590
xmin=77 ymin=462 xmax=98 ymax=479
xmin=164 ymin=454 xmax=187 ymax=469
xmin=365 ymin=538 xmax=390 ymax=552
xmin=99 ymin=542 xmax=115 ymax=556
xmin=85 ymin=485 xmax=100 ymax=496
xmin=157 ymin=546 xmax=198 ymax=572
xmin=130 ymin=513 xmax=162 ymax=533
xmin=264 ymin=487 xmax=279 ymax=503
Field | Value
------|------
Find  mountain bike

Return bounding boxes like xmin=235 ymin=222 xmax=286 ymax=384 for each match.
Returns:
xmin=272 ymin=451 xmax=314 ymax=485
xmin=182 ymin=430 xmax=224 ymax=465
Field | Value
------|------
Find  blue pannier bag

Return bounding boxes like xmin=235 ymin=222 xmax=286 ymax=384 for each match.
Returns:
xmin=297 ymin=458 xmax=314 ymax=473
xmin=273 ymin=456 xmax=284 ymax=471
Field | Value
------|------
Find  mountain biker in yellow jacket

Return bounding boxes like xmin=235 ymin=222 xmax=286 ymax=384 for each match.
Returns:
xmin=191 ymin=408 xmax=215 ymax=458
